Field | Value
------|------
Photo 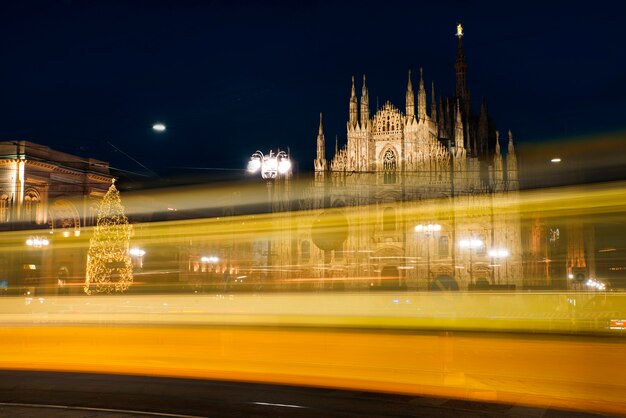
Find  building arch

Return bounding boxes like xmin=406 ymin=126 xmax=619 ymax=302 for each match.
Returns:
xmin=23 ymin=188 xmax=41 ymax=224
xmin=48 ymin=198 xmax=80 ymax=235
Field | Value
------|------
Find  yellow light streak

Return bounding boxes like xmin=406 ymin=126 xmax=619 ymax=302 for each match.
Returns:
xmin=0 ymin=325 xmax=624 ymax=416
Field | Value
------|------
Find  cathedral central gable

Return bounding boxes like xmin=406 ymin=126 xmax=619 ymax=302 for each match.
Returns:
xmin=372 ymin=101 xmax=404 ymax=137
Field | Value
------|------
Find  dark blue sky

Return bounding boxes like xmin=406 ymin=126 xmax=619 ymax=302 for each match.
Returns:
xmin=1 ymin=1 xmax=625 ymax=178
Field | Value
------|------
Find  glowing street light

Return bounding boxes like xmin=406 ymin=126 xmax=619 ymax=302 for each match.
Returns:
xmin=551 ymin=157 xmax=561 ymax=163
xmin=152 ymin=123 xmax=166 ymax=132
xmin=26 ymin=236 xmax=50 ymax=248
xmin=201 ymin=256 xmax=219 ymax=264
xmin=248 ymin=150 xmax=292 ymax=284
xmin=247 ymin=150 xmax=291 ymax=179
xmin=130 ymin=248 xmax=146 ymax=257
xmin=586 ymin=278 xmax=606 ymax=291
xmin=130 ymin=247 xmax=146 ymax=268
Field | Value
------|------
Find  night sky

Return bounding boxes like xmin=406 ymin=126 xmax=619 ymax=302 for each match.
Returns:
xmin=1 ymin=1 xmax=625 ymax=181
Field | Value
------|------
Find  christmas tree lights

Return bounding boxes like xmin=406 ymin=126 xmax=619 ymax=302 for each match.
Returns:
xmin=84 ymin=179 xmax=133 ymax=294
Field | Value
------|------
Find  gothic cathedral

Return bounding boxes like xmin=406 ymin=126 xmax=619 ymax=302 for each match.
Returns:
xmin=302 ymin=25 xmax=523 ymax=290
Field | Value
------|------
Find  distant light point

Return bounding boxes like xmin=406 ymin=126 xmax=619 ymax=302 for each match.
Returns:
xmin=152 ymin=123 xmax=166 ymax=132
xmin=551 ymin=158 xmax=561 ymax=163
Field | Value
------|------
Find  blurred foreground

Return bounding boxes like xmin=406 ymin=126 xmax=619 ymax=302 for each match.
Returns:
xmin=0 ymin=292 xmax=625 ymax=416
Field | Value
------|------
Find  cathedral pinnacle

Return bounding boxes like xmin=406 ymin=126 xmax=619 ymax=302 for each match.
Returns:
xmin=349 ymin=75 xmax=358 ymax=127
xmin=319 ymin=112 xmax=323 ymax=135
xmin=360 ymin=74 xmax=369 ymax=128
xmin=418 ymin=67 xmax=427 ymax=120
xmin=508 ymin=130 xmax=515 ymax=153
xmin=406 ymin=69 xmax=415 ymax=118
xmin=495 ymin=130 xmax=500 ymax=153
xmin=454 ymin=98 xmax=464 ymax=150
xmin=315 ymin=112 xmax=326 ymax=172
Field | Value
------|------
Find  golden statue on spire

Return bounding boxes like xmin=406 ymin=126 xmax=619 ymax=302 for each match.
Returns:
xmin=456 ymin=23 xmax=464 ymax=38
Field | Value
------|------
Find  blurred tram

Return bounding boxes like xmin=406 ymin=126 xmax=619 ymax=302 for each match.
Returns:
xmin=0 ymin=181 xmax=625 ymax=416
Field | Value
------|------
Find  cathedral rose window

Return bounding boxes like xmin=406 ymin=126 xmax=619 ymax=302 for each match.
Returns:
xmin=383 ymin=149 xmax=397 ymax=171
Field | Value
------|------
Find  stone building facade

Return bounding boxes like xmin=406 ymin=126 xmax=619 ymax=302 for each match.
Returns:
xmin=295 ymin=25 xmax=524 ymax=290
xmin=0 ymin=140 xmax=113 ymax=293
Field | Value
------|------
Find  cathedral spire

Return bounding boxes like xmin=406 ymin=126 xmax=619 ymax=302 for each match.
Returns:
xmin=315 ymin=112 xmax=327 ymax=172
xmin=495 ymin=130 xmax=501 ymax=154
xmin=455 ymin=23 xmax=468 ymax=102
xmin=454 ymin=99 xmax=464 ymax=151
xmin=349 ymin=75 xmax=358 ymax=128
xmin=506 ymin=130 xmax=519 ymax=190
xmin=318 ymin=112 xmax=324 ymax=135
xmin=405 ymin=69 xmax=415 ymax=119
xmin=493 ymin=130 xmax=504 ymax=189
xmin=360 ymin=74 xmax=369 ymax=128
xmin=418 ymin=67 xmax=427 ymax=121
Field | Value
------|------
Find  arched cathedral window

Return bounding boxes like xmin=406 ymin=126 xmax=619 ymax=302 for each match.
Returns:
xmin=383 ymin=149 xmax=397 ymax=184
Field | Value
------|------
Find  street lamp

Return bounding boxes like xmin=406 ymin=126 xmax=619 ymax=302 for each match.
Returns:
xmin=130 ymin=247 xmax=146 ymax=268
xmin=247 ymin=150 xmax=291 ymax=285
xmin=26 ymin=236 xmax=50 ymax=248
xmin=247 ymin=150 xmax=291 ymax=179
xmin=415 ymin=224 xmax=441 ymax=289
xmin=459 ymin=237 xmax=483 ymax=285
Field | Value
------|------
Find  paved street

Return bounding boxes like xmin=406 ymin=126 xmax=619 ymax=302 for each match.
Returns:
xmin=0 ymin=371 xmax=619 ymax=418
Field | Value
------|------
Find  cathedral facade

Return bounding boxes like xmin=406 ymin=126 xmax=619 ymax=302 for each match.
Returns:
xmin=296 ymin=25 xmax=523 ymax=291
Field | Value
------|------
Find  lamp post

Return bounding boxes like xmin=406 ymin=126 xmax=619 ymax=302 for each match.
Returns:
xmin=459 ymin=237 xmax=483 ymax=285
xmin=415 ymin=224 xmax=441 ymax=290
xmin=247 ymin=150 xmax=291 ymax=285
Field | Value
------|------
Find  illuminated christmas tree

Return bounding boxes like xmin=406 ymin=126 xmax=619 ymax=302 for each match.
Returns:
xmin=84 ymin=179 xmax=133 ymax=294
